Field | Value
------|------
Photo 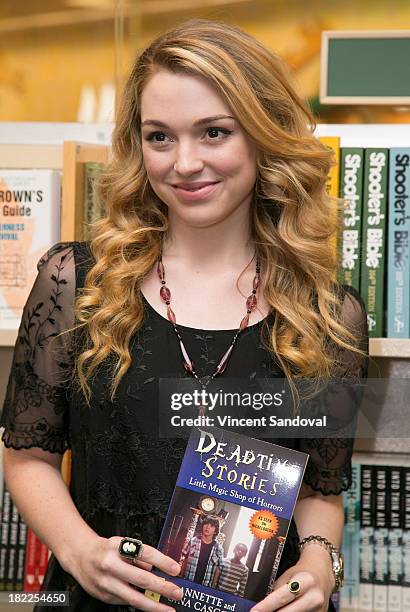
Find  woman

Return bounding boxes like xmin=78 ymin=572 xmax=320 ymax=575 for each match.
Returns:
xmin=1 ymin=19 xmax=368 ymax=612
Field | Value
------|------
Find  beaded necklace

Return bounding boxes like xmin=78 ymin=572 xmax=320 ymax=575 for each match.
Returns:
xmin=157 ymin=254 xmax=261 ymax=415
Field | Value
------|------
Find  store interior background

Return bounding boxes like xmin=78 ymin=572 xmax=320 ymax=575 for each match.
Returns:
xmin=1 ymin=0 xmax=409 ymax=454
xmin=1 ymin=0 xmax=410 ymax=124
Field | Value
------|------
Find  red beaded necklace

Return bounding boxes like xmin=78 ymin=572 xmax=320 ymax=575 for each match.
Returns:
xmin=157 ymin=254 xmax=261 ymax=415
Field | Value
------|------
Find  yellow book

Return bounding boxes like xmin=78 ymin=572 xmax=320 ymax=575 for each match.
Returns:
xmin=319 ymin=136 xmax=341 ymax=260
xmin=61 ymin=450 xmax=72 ymax=486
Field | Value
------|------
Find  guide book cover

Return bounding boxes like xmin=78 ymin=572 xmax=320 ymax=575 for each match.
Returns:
xmin=146 ymin=427 xmax=308 ymax=612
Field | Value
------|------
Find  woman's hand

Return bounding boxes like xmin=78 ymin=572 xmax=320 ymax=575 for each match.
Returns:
xmin=250 ymin=545 xmax=335 ymax=612
xmin=67 ymin=533 xmax=183 ymax=610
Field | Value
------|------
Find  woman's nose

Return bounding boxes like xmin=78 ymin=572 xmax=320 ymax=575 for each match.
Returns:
xmin=173 ymin=143 xmax=204 ymax=176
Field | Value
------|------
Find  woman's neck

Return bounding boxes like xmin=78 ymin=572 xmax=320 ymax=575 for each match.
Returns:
xmin=163 ymin=210 xmax=255 ymax=275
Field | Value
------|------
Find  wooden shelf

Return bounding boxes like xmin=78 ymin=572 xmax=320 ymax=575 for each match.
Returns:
xmin=0 ymin=329 xmax=18 ymax=347
xmin=369 ymin=337 xmax=410 ymax=358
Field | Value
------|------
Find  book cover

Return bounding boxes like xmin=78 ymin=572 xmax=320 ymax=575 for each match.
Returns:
xmin=373 ymin=466 xmax=389 ymax=611
xmin=387 ymin=149 xmax=410 ymax=338
xmin=388 ymin=466 xmax=403 ymax=611
xmin=340 ymin=462 xmax=361 ymax=609
xmin=360 ymin=149 xmax=389 ymax=337
xmin=338 ymin=148 xmax=365 ymax=291
xmin=402 ymin=466 xmax=410 ymax=610
xmin=146 ymin=427 xmax=308 ymax=612
xmin=0 ymin=169 xmax=61 ymax=330
xmin=359 ymin=465 xmax=374 ymax=610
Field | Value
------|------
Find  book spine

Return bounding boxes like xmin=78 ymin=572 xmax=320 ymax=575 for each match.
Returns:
xmin=6 ymin=500 xmax=19 ymax=591
xmin=37 ymin=540 xmax=50 ymax=587
xmin=83 ymin=162 xmax=104 ymax=241
xmin=402 ymin=466 xmax=410 ymax=609
xmin=388 ymin=466 xmax=403 ymax=611
xmin=359 ymin=465 xmax=374 ymax=609
xmin=16 ymin=517 xmax=27 ymax=591
xmin=387 ymin=149 xmax=410 ymax=337
xmin=340 ymin=462 xmax=361 ymax=609
xmin=373 ymin=466 xmax=389 ymax=611
xmin=338 ymin=148 xmax=365 ymax=291
xmin=319 ymin=136 xmax=340 ymax=256
xmin=0 ymin=484 xmax=11 ymax=591
xmin=360 ymin=148 xmax=389 ymax=336
xmin=23 ymin=528 xmax=40 ymax=592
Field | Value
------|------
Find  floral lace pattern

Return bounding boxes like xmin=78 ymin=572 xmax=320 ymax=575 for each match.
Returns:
xmin=1 ymin=241 xmax=368 ymax=612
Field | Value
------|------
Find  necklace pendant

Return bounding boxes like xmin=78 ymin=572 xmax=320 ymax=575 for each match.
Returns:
xmin=200 ymin=375 xmax=212 ymax=387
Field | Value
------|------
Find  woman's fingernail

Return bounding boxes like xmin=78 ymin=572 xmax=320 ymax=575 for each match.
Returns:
xmin=171 ymin=563 xmax=181 ymax=574
xmin=172 ymin=587 xmax=182 ymax=599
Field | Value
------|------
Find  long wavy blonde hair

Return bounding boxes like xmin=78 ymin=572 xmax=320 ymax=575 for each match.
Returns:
xmin=75 ymin=18 xmax=363 ymax=404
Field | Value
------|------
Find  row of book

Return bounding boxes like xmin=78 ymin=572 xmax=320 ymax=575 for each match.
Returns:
xmin=0 ymin=445 xmax=71 ymax=591
xmin=333 ymin=456 xmax=410 ymax=612
xmin=2 ymin=149 xmax=410 ymax=338
xmin=320 ymin=137 xmax=410 ymax=339
xmin=0 ymin=481 xmax=50 ymax=592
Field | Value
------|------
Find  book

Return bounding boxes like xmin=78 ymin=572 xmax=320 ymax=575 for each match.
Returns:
xmin=0 ymin=169 xmax=61 ymax=330
xmin=388 ymin=466 xmax=403 ymax=611
xmin=319 ymin=136 xmax=340 ymax=257
xmin=145 ymin=427 xmax=308 ymax=612
xmin=338 ymin=148 xmax=365 ymax=291
xmin=6 ymin=499 xmax=19 ymax=591
xmin=387 ymin=149 xmax=410 ymax=338
xmin=0 ymin=483 xmax=11 ymax=590
xmin=402 ymin=466 xmax=410 ymax=609
xmin=359 ymin=465 xmax=374 ymax=610
xmin=373 ymin=466 xmax=389 ymax=611
xmin=340 ymin=462 xmax=361 ymax=609
xmin=15 ymin=516 xmax=27 ymax=591
xmin=83 ymin=162 xmax=105 ymax=241
xmin=23 ymin=528 xmax=40 ymax=592
xmin=360 ymin=149 xmax=389 ymax=337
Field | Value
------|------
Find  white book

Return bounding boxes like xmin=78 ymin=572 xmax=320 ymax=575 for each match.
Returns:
xmin=0 ymin=169 xmax=61 ymax=330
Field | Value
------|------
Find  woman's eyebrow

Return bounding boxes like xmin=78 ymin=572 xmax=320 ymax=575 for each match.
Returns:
xmin=141 ymin=114 xmax=235 ymax=128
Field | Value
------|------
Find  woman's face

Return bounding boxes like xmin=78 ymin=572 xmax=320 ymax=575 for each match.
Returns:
xmin=140 ymin=68 xmax=257 ymax=229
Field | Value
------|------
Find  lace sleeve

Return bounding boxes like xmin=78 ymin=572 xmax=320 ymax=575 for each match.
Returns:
xmin=0 ymin=242 xmax=77 ymax=453
xmin=297 ymin=285 xmax=369 ymax=495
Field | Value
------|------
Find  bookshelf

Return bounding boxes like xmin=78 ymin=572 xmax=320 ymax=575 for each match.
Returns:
xmin=0 ymin=136 xmax=110 ymax=347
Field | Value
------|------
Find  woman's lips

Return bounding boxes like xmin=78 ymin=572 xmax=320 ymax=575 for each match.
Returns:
xmin=171 ymin=181 xmax=221 ymax=201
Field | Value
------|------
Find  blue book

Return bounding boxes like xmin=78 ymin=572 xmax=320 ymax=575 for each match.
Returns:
xmin=340 ymin=463 xmax=361 ymax=609
xmin=387 ymin=149 xmax=410 ymax=338
xmin=359 ymin=465 xmax=375 ymax=610
xmin=388 ymin=466 xmax=403 ymax=612
xmin=145 ymin=427 xmax=308 ymax=612
xmin=373 ymin=466 xmax=389 ymax=611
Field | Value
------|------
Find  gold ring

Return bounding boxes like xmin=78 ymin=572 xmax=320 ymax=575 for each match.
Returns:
xmin=287 ymin=579 xmax=301 ymax=596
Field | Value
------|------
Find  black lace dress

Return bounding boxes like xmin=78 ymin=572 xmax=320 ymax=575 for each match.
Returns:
xmin=1 ymin=242 xmax=368 ymax=612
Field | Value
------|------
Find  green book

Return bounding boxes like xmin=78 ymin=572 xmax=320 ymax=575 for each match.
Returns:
xmin=338 ymin=148 xmax=365 ymax=291
xmin=83 ymin=162 xmax=105 ymax=241
xmin=360 ymin=149 xmax=389 ymax=337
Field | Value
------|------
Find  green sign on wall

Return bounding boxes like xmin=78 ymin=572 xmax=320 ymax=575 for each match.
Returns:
xmin=320 ymin=30 xmax=410 ymax=104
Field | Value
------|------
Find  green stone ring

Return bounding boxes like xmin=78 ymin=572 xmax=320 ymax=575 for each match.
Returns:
xmin=287 ymin=580 xmax=301 ymax=596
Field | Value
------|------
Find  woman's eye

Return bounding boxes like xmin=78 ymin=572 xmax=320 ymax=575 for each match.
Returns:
xmin=146 ymin=131 xmax=170 ymax=143
xmin=206 ymin=127 xmax=232 ymax=139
